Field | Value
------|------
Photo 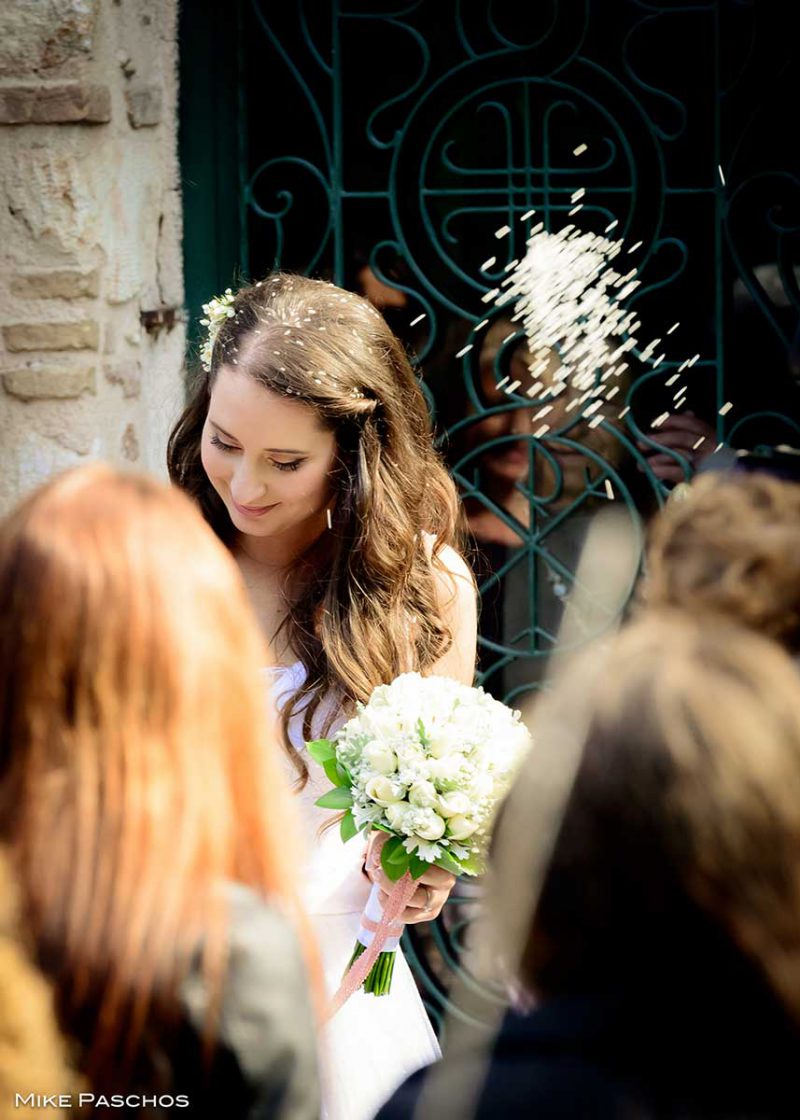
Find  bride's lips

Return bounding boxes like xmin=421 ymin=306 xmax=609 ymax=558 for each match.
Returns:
xmin=232 ymin=499 xmax=279 ymax=519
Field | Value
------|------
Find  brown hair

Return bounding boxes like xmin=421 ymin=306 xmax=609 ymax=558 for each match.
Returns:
xmin=168 ymin=273 xmax=466 ymax=781
xmin=522 ymin=611 xmax=800 ymax=1024
xmin=0 ymin=465 xmax=312 ymax=1082
xmin=643 ymin=472 xmax=800 ymax=652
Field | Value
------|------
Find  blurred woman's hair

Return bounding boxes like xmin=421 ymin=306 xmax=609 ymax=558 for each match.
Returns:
xmin=168 ymin=273 xmax=465 ymax=784
xmin=0 ymin=465 xmax=312 ymax=1084
xmin=520 ymin=612 xmax=800 ymax=1026
xmin=643 ymin=472 xmax=800 ymax=652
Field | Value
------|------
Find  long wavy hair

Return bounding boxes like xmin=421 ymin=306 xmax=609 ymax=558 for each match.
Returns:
xmin=0 ymin=465 xmax=313 ymax=1085
xmin=168 ymin=273 xmax=465 ymax=782
xmin=520 ymin=611 xmax=800 ymax=1026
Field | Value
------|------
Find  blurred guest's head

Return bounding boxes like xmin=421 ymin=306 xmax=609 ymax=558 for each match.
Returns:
xmin=643 ymin=472 xmax=800 ymax=652
xmin=0 ymin=465 xmax=307 ymax=1075
xmin=521 ymin=612 xmax=800 ymax=1027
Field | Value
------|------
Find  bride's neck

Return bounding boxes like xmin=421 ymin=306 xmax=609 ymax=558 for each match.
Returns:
xmin=233 ymin=516 xmax=327 ymax=570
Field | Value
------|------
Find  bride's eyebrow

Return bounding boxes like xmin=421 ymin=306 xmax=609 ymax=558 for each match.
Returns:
xmin=209 ymin=420 xmax=306 ymax=455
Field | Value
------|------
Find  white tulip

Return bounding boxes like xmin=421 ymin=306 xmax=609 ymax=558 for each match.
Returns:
xmin=413 ymin=809 xmax=446 ymax=841
xmin=437 ymin=792 xmax=471 ymax=819
xmin=428 ymin=730 xmax=461 ymax=759
xmin=408 ymin=781 xmax=439 ymax=809
xmin=446 ymin=815 xmax=478 ymax=841
xmin=365 ymin=776 xmax=404 ymax=806
xmin=363 ymin=742 xmax=398 ymax=775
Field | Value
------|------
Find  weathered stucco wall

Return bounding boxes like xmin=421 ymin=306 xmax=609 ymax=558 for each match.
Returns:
xmin=0 ymin=0 xmax=185 ymax=513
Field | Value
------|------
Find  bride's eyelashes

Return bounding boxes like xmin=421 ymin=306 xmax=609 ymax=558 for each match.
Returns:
xmin=209 ymin=435 xmax=305 ymax=472
xmin=210 ymin=433 xmax=237 ymax=453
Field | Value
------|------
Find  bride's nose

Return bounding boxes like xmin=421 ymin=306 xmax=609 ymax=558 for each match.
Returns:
xmin=230 ymin=461 xmax=269 ymax=507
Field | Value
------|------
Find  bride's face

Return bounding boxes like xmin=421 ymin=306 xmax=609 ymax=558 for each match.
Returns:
xmin=201 ymin=364 xmax=338 ymax=540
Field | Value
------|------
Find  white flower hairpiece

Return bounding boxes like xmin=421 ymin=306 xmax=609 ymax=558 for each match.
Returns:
xmin=199 ymin=288 xmax=236 ymax=371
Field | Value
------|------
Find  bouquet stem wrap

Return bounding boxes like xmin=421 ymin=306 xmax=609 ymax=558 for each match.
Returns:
xmin=326 ymin=874 xmax=417 ymax=1020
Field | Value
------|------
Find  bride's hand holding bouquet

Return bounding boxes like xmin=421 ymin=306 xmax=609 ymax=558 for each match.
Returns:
xmin=364 ymin=831 xmax=455 ymax=925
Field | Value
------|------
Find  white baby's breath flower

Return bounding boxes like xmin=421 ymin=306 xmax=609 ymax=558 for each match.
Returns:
xmin=198 ymin=287 xmax=235 ymax=372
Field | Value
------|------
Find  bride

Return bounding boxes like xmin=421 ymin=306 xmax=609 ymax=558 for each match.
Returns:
xmin=168 ymin=273 xmax=477 ymax=1120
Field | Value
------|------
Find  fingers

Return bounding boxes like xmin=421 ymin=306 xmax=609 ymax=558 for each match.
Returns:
xmin=376 ymin=881 xmax=450 ymax=924
xmin=416 ymin=866 xmax=456 ymax=890
xmin=648 ymin=464 xmax=687 ymax=484
xmin=363 ymin=831 xmax=387 ymax=883
xmin=639 ymin=434 xmax=699 ymax=452
xmin=647 ymin=412 xmax=714 ymax=436
xmin=369 ymin=863 xmax=457 ymax=924
xmin=637 ymin=453 xmax=689 ymax=483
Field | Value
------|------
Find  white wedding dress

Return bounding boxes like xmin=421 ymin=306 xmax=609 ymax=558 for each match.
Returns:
xmin=266 ymin=662 xmax=440 ymax=1120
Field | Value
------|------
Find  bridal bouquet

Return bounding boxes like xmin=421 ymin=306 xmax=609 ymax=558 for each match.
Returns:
xmin=308 ymin=673 xmax=531 ymax=1011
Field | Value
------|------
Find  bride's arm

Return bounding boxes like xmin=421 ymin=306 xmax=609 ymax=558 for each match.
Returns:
xmin=425 ymin=542 xmax=478 ymax=687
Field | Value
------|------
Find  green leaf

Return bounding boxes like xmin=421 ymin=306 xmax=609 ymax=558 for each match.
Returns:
xmin=409 ymin=854 xmax=429 ymax=880
xmin=433 ymin=850 xmax=465 ymax=876
xmin=340 ymin=810 xmax=359 ymax=843
xmin=307 ymin=739 xmax=336 ymax=764
xmin=381 ymin=836 xmax=410 ymax=882
xmin=315 ymin=787 xmax=353 ymax=810
xmin=455 ymin=853 xmax=484 ymax=876
xmin=416 ymin=718 xmax=430 ymax=747
xmin=383 ymin=850 xmax=410 ymax=882
xmin=385 ymin=839 xmax=412 ymax=865
xmin=322 ymin=758 xmax=349 ymax=788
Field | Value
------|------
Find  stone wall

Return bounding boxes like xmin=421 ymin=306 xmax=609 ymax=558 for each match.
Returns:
xmin=0 ymin=0 xmax=185 ymax=513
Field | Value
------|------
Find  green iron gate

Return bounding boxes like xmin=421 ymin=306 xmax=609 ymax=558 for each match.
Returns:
xmin=180 ymin=0 xmax=800 ymax=1031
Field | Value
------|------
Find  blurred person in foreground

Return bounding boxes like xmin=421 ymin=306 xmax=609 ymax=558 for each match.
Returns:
xmin=0 ymin=851 xmax=75 ymax=1119
xmin=643 ymin=470 xmax=800 ymax=653
xmin=378 ymin=612 xmax=800 ymax=1118
xmin=0 ymin=465 xmax=320 ymax=1118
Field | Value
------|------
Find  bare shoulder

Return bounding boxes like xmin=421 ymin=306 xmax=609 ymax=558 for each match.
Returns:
xmin=421 ymin=532 xmax=473 ymax=587
xmin=421 ymin=533 xmax=477 ymax=685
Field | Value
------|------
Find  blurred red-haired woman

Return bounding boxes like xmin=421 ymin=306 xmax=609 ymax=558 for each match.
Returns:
xmin=0 ymin=465 xmax=320 ymax=1117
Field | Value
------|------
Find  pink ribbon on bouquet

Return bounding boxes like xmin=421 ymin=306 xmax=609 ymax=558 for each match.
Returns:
xmin=326 ymin=872 xmax=418 ymax=1020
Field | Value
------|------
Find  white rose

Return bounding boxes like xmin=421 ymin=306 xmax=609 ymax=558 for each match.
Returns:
xmin=446 ymin=815 xmax=478 ymax=841
xmin=412 ymin=809 xmax=446 ymax=842
xmin=385 ymin=802 xmax=413 ymax=833
xmin=365 ymin=776 xmax=404 ymax=806
xmin=363 ymin=742 xmax=397 ymax=775
xmin=437 ymin=792 xmax=471 ymax=819
xmin=408 ymin=781 xmax=438 ymax=809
